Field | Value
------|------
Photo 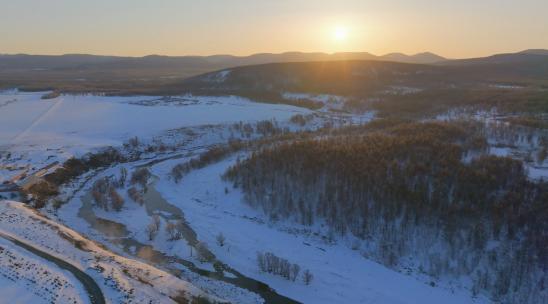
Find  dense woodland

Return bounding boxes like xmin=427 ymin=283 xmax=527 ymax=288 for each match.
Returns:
xmin=224 ymin=121 xmax=548 ymax=303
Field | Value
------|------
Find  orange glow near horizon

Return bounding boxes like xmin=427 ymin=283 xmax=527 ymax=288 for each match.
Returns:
xmin=1 ymin=1 xmax=547 ymax=58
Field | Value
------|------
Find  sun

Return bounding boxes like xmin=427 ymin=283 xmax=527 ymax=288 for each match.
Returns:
xmin=333 ymin=25 xmax=349 ymax=41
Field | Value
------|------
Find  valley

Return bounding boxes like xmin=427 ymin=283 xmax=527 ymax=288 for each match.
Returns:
xmin=1 ymin=51 xmax=547 ymax=304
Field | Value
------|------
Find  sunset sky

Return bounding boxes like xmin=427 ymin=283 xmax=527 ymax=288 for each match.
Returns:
xmin=1 ymin=0 xmax=547 ymax=58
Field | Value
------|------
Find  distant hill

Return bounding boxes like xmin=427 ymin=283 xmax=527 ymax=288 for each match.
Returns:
xmin=435 ymin=52 xmax=548 ymax=82
xmin=519 ymin=49 xmax=548 ymax=56
xmin=177 ymin=54 xmax=548 ymax=115
xmin=181 ymin=52 xmax=548 ymax=95
xmin=0 ymin=51 xmax=444 ymax=92
xmin=380 ymin=52 xmax=447 ymax=64
xmin=178 ymin=60 xmax=444 ymax=97
xmin=0 ymin=51 xmax=446 ymax=71
xmin=0 ymin=51 xmax=442 ymax=92
xmin=2 ymin=49 xmax=547 ymax=95
xmin=218 ymin=51 xmax=448 ymax=65
xmin=439 ymin=52 xmax=548 ymax=65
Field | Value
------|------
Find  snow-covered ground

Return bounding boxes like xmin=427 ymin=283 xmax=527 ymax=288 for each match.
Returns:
xmin=0 ymin=201 xmax=222 ymax=303
xmin=147 ymin=155 xmax=490 ymax=304
xmin=52 ymin=149 xmax=489 ymax=303
xmin=1 ymin=89 xmax=516 ymax=303
xmin=0 ymin=237 xmax=87 ymax=304
xmin=53 ymin=153 xmax=270 ymax=304
xmin=0 ymin=91 xmax=309 ymax=150
xmin=0 ymin=274 xmax=54 ymax=304
xmin=0 ymin=91 xmax=312 ymax=185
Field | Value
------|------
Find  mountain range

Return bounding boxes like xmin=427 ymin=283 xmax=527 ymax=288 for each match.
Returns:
xmin=0 ymin=49 xmax=546 ymax=94
xmin=0 ymin=51 xmax=447 ymax=70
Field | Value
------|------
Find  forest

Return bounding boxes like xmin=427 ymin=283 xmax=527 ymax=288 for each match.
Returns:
xmin=224 ymin=121 xmax=548 ymax=303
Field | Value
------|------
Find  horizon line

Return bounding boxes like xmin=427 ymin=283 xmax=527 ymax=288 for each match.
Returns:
xmin=0 ymin=48 xmax=546 ymax=61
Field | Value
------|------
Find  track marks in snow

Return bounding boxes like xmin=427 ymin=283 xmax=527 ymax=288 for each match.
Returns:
xmin=10 ymin=97 xmax=64 ymax=144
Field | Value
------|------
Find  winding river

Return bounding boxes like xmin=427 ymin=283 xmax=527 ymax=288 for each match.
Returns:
xmin=78 ymin=177 xmax=299 ymax=304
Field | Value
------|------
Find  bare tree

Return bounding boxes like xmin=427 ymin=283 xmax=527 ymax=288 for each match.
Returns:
xmin=216 ymin=232 xmax=226 ymax=247
xmin=91 ymin=177 xmax=110 ymax=210
xmin=152 ymin=214 xmax=161 ymax=229
xmin=117 ymin=167 xmax=127 ymax=188
xmin=257 ymin=252 xmax=266 ymax=272
xmin=303 ymin=269 xmax=313 ymax=285
xmin=145 ymin=215 xmax=161 ymax=241
xmin=195 ymin=242 xmax=210 ymax=262
xmin=146 ymin=223 xmax=158 ymax=241
xmin=256 ymin=251 xmax=302 ymax=282
xmin=109 ymin=187 xmax=124 ymax=211
xmin=165 ymin=222 xmax=177 ymax=241
xmin=127 ymin=187 xmax=144 ymax=205
xmin=166 ymin=220 xmax=182 ymax=241
xmin=290 ymin=264 xmax=301 ymax=282
xmin=131 ymin=168 xmax=150 ymax=187
xmin=128 ymin=136 xmax=140 ymax=148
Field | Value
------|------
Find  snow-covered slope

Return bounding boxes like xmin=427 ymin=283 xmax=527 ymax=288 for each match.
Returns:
xmin=148 ymin=156 xmax=490 ymax=304
xmin=0 ymin=200 xmax=222 ymax=303
xmin=0 ymin=274 xmax=57 ymax=304
xmin=0 ymin=237 xmax=88 ymax=304
xmin=0 ymin=90 xmax=312 ymax=186
xmin=2 ymin=89 xmax=521 ymax=303
xmin=0 ymin=91 xmax=309 ymax=151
